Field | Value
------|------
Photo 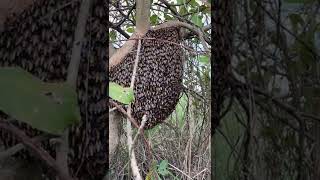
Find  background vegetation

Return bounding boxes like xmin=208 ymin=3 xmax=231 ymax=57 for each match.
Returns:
xmin=214 ymin=0 xmax=320 ymax=179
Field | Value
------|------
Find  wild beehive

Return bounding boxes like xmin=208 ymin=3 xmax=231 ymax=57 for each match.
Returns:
xmin=0 ymin=0 xmax=107 ymax=179
xmin=109 ymin=27 xmax=184 ymax=129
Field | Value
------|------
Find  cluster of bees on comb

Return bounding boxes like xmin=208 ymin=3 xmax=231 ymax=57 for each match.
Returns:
xmin=0 ymin=0 xmax=107 ymax=179
xmin=109 ymin=27 xmax=184 ymax=129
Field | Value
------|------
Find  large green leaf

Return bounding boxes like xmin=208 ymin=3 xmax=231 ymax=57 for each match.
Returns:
xmin=191 ymin=14 xmax=203 ymax=27
xmin=109 ymin=82 xmax=134 ymax=104
xmin=0 ymin=67 xmax=80 ymax=135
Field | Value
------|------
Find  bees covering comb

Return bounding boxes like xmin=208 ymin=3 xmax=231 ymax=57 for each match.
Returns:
xmin=109 ymin=27 xmax=184 ymax=129
xmin=0 ymin=0 xmax=107 ymax=179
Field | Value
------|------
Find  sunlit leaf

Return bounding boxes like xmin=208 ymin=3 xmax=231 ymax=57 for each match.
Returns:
xmin=189 ymin=0 xmax=199 ymax=7
xmin=191 ymin=14 xmax=203 ymax=27
xmin=126 ymin=27 xmax=135 ymax=33
xmin=109 ymin=82 xmax=134 ymax=104
xmin=199 ymin=55 xmax=209 ymax=64
xmin=177 ymin=0 xmax=185 ymax=5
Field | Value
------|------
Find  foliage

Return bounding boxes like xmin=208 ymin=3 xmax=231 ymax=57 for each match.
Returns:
xmin=216 ymin=0 xmax=320 ymax=179
xmin=0 ymin=67 xmax=80 ymax=135
xmin=109 ymin=82 xmax=134 ymax=105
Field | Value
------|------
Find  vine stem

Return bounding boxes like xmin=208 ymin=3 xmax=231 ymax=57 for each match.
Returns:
xmin=127 ymin=38 xmax=143 ymax=180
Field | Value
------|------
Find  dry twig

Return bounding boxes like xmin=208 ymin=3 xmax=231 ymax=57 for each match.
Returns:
xmin=126 ymin=37 xmax=143 ymax=180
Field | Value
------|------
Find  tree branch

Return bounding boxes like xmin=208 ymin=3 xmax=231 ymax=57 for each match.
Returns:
xmin=0 ymin=121 xmax=73 ymax=180
xmin=126 ymin=38 xmax=143 ymax=180
xmin=60 ymin=0 xmax=92 ymax=177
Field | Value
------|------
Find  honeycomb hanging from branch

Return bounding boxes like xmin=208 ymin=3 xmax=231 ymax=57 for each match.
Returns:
xmin=109 ymin=27 xmax=184 ymax=129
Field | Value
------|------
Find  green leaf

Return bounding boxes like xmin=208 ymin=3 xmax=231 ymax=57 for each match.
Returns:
xmin=191 ymin=14 xmax=203 ymax=27
xmin=109 ymin=82 xmax=134 ymax=104
xmin=126 ymin=27 xmax=135 ymax=33
xmin=0 ymin=67 xmax=80 ymax=135
xmin=199 ymin=55 xmax=209 ymax=64
xmin=150 ymin=14 xmax=159 ymax=25
xmin=109 ymin=30 xmax=116 ymax=41
xmin=179 ymin=6 xmax=188 ymax=16
xmin=173 ymin=93 xmax=188 ymax=128
xmin=190 ymin=0 xmax=199 ymax=6
xmin=177 ymin=0 xmax=184 ymax=5
xmin=157 ymin=160 xmax=169 ymax=176
xmin=288 ymin=13 xmax=304 ymax=32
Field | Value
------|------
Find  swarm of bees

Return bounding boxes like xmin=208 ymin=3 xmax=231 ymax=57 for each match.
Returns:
xmin=0 ymin=0 xmax=107 ymax=179
xmin=109 ymin=27 xmax=184 ymax=129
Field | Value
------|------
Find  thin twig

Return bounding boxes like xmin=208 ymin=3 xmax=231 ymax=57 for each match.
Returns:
xmin=192 ymin=168 xmax=208 ymax=179
xmin=59 ymin=0 xmax=92 ymax=177
xmin=0 ymin=135 xmax=51 ymax=161
xmin=132 ymin=115 xmax=147 ymax=149
xmin=127 ymin=38 xmax=143 ymax=180
xmin=168 ymin=163 xmax=193 ymax=179
xmin=109 ymin=107 xmax=117 ymax=112
xmin=0 ymin=122 xmax=73 ymax=180
xmin=109 ymin=100 xmax=140 ymax=128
